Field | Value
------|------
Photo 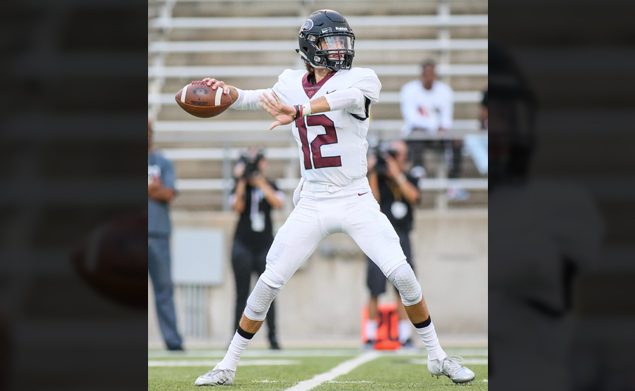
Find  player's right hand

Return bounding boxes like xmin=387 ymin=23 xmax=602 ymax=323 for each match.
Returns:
xmin=259 ymin=91 xmax=296 ymax=130
xmin=202 ymin=77 xmax=230 ymax=95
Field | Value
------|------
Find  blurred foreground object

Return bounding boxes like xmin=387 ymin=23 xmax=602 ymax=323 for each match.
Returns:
xmin=71 ymin=213 xmax=147 ymax=309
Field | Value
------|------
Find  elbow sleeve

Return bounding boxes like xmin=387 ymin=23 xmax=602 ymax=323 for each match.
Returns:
xmin=323 ymin=88 xmax=365 ymax=114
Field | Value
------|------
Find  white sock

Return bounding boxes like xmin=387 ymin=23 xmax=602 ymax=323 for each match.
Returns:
xmin=414 ymin=319 xmax=447 ymax=361
xmin=398 ymin=319 xmax=412 ymax=343
xmin=216 ymin=332 xmax=250 ymax=371
xmin=365 ymin=320 xmax=378 ymax=341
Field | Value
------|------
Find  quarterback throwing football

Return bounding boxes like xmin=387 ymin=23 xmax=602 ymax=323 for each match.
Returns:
xmin=195 ymin=9 xmax=475 ymax=386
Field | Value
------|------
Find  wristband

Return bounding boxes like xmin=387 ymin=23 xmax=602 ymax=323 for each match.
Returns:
xmin=397 ymin=173 xmax=407 ymax=184
xmin=293 ymin=105 xmax=302 ymax=120
xmin=302 ymin=102 xmax=312 ymax=116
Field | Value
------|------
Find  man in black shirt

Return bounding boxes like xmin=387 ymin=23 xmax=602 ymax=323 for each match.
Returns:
xmin=365 ymin=140 xmax=421 ymax=348
xmin=229 ymin=148 xmax=285 ymax=349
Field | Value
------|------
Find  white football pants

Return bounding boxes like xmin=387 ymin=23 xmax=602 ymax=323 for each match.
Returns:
xmin=260 ymin=176 xmax=407 ymax=289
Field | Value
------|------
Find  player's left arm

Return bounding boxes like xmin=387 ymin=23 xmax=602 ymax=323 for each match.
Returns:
xmin=203 ymin=81 xmax=271 ymax=112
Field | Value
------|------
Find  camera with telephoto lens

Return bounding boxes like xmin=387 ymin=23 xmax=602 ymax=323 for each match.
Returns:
xmin=238 ymin=150 xmax=264 ymax=179
xmin=372 ymin=145 xmax=398 ymax=177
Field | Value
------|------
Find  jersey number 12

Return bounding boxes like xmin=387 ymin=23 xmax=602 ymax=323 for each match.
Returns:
xmin=295 ymin=114 xmax=342 ymax=170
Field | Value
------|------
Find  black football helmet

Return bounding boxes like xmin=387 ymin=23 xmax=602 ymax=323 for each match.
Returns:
xmin=297 ymin=9 xmax=355 ymax=71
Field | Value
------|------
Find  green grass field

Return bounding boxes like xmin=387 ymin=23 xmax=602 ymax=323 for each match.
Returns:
xmin=149 ymin=348 xmax=488 ymax=390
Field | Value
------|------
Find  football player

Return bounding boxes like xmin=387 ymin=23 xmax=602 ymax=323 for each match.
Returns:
xmin=194 ymin=9 xmax=475 ymax=386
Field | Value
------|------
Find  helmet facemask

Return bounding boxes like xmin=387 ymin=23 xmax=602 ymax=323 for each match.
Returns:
xmin=315 ymin=35 xmax=355 ymax=70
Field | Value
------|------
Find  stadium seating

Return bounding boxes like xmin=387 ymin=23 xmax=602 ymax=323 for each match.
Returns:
xmin=148 ymin=0 xmax=488 ymax=210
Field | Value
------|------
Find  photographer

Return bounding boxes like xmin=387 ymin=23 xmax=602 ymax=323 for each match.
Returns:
xmin=229 ymin=148 xmax=285 ymax=350
xmin=365 ymin=140 xmax=421 ymax=348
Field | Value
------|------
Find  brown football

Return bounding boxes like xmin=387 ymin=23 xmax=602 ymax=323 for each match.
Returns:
xmin=175 ymin=80 xmax=237 ymax=118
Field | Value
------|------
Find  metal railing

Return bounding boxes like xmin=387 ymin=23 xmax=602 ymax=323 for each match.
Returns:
xmin=149 ymin=38 xmax=488 ymax=53
xmin=149 ymin=63 xmax=488 ymax=78
xmin=150 ymin=14 xmax=488 ymax=30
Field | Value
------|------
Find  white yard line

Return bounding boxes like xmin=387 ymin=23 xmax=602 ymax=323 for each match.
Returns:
xmin=148 ymin=359 xmax=299 ymax=367
xmin=284 ymin=351 xmax=380 ymax=391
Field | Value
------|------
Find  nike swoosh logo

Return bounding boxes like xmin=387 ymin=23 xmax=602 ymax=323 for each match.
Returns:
xmin=326 ymin=90 xmax=336 ymax=94
xmin=358 ymin=192 xmax=368 ymax=196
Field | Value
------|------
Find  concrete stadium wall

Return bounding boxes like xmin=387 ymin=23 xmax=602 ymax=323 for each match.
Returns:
xmin=148 ymin=209 xmax=487 ymax=347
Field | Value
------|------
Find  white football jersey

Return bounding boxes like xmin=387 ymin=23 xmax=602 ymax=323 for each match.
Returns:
xmin=271 ymin=68 xmax=381 ymax=187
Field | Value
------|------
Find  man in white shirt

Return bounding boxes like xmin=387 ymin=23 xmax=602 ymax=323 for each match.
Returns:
xmin=400 ymin=61 xmax=465 ymax=193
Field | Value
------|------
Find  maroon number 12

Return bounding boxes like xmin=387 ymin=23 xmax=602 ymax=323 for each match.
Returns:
xmin=295 ymin=114 xmax=342 ymax=170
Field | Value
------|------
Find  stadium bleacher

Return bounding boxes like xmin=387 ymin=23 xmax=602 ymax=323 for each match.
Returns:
xmin=148 ymin=0 xmax=488 ymax=211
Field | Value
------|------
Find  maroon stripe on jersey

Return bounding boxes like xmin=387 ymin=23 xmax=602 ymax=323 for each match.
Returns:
xmin=295 ymin=116 xmax=312 ymax=169
xmin=302 ymin=71 xmax=337 ymax=99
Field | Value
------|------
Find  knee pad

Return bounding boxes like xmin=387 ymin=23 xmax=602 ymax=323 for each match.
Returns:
xmin=388 ymin=263 xmax=422 ymax=306
xmin=244 ymin=277 xmax=280 ymax=321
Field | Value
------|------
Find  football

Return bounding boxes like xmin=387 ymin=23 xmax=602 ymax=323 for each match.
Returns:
xmin=175 ymin=80 xmax=237 ymax=118
xmin=71 ymin=212 xmax=147 ymax=309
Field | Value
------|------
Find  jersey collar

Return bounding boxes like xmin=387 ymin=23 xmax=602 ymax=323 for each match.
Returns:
xmin=302 ymin=71 xmax=337 ymax=99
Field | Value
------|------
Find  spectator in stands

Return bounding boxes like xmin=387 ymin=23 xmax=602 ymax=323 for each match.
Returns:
xmin=148 ymin=120 xmax=184 ymax=351
xmin=229 ymin=148 xmax=285 ymax=350
xmin=365 ymin=140 xmax=421 ymax=348
xmin=400 ymin=60 xmax=468 ymax=200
